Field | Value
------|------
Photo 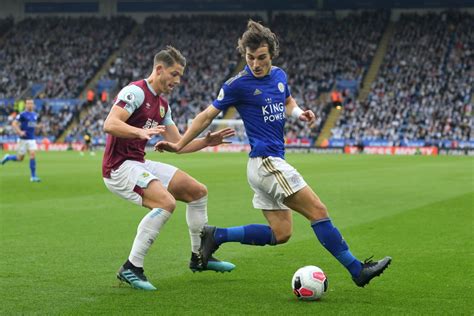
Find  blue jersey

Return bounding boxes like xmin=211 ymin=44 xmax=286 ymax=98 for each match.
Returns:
xmin=16 ymin=111 xmax=39 ymax=140
xmin=213 ymin=65 xmax=291 ymax=159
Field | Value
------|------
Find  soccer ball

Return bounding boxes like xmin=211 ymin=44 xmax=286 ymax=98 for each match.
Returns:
xmin=291 ymin=265 xmax=328 ymax=301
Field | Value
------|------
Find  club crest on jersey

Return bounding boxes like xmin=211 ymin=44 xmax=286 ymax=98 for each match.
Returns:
xmin=217 ymin=88 xmax=225 ymax=101
xmin=145 ymin=102 xmax=151 ymax=109
xmin=278 ymin=82 xmax=285 ymax=93
xmin=159 ymin=105 xmax=165 ymax=118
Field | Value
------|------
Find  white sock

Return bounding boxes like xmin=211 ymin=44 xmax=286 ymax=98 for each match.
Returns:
xmin=128 ymin=208 xmax=172 ymax=267
xmin=186 ymin=195 xmax=208 ymax=253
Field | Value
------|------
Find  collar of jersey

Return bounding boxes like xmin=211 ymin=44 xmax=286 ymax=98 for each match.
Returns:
xmin=144 ymin=79 xmax=158 ymax=96
xmin=245 ymin=65 xmax=272 ymax=80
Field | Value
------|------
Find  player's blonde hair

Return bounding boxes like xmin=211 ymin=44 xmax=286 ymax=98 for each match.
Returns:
xmin=237 ymin=20 xmax=280 ymax=58
xmin=154 ymin=45 xmax=186 ymax=68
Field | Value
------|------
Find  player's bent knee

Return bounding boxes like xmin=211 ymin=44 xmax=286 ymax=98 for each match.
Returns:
xmin=160 ymin=195 xmax=177 ymax=212
xmin=184 ymin=183 xmax=207 ymax=202
xmin=146 ymin=198 xmax=176 ymax=212
xmin=143 ymin=190 xmax=177 ymax=212
xmin=192 ymin=183 xmax=207 ymax=200
xmin=317 ymin=202 xmax=328 ymax=214
xmin=308 ymin=203 xmax=329 ymax=221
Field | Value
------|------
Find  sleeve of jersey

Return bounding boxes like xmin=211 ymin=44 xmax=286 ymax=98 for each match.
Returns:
xmin=162 ymin=107 xmax=175 ymax=126
xmin=114 ymin=85 xmax=145 ymax=115
xmin=212 ymin=83 xmax=238 ymax=111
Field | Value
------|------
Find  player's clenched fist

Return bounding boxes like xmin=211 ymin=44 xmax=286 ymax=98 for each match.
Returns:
xmin=299 ymin=110 xmax=316 ymax=124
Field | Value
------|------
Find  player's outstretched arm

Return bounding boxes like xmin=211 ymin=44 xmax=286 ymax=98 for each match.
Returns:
xmin=104 ymin=105 xmax=165 ymax=140
xmin=179 ymin=128 xmax=235 ymax=154
xmin=155 ymin=105 xmax=221 ymax=152
xmin=285 ymin=96 xmax=316 ymax=125
xmin=160 ymin=124 xmax=234 ymax=154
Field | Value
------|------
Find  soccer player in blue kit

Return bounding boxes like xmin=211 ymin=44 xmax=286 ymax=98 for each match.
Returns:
xmin=2 ymin=99 xmax=41 ymax=182
xmin=156 ymin=20 xmax=391 ymax=287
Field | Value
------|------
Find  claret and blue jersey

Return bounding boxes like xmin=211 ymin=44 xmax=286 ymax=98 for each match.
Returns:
xmin=212 ymin=65 xmax=291 ymax=159
xmin=16 ymin=111 xmax=39 ymax=140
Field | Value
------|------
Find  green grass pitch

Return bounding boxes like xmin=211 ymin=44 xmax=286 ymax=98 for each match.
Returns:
xmin=1 ymin=151 xmax=472 ymax=314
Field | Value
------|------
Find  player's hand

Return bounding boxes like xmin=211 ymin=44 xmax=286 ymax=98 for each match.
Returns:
xmin=19 ymin=131 xmax=26 ymax=137
xmin=138 ymin=125 xmax=166 ymax=140
xmin=299 ymin=110 xmax=316 ymax=125
xmin=154 ymin=141 xmax=180 ymax=152
xmin=204 ymin=127 xmax=236 ymax=146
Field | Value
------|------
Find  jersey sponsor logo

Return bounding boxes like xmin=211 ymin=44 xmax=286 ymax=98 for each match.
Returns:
xmin=217 ymin=88 xmax=225 ymax=101
xmin=159 ymin=105 xmax=165 ymax=118
xmin=261 ymin=101 xmax=285 ymax=123
xmin=254 ymin=89 xmax=262 ymax=96
xmin=146 ymin=102 xmax=151 ymax=109
xmin=278 ymin=82 xmax=285 ymax=93
xmin=143 ymin=118 xmax=160 ymax=129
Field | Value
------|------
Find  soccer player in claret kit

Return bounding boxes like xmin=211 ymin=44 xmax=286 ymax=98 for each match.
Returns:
xmin=2 ymin=99 xmax=41 ymax=182
xmin=102 ymin=46 xmax=236 ymax=291
xmin=156 ymin=21 xmax=391 ymax=288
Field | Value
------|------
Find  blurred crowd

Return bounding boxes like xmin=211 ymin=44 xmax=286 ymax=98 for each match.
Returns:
xmin=0 ymin=16 xmax=135 ymax=140
xmin=333 ymin=12 xmax=473 ymax=144
xmin=0 ymin=16 xmax=13 ymax=37
xmin=1 ymin=12 xmax=472 ymax=146
xmin=0 ymin=16 xmax=135 ymax=100
xmin=272 ymin=11 xmax=388 ymax=142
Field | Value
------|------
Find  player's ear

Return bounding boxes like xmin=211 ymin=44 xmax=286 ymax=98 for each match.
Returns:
xmin=155 ymin=64 xmax=164 ymax=75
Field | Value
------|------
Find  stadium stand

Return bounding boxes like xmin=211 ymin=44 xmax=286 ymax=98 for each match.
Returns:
xmin=1 ymin=11 xmax=472 ymax=148
xmin=0 ymin=16 xmax=135 ymax=141
xmin=332 ymin=11 xmax=473 ymax=147
xmin=0 ymin=16 xmax=13 ymax=37
xmin=273 ymin=12 xmax=389 ymax=145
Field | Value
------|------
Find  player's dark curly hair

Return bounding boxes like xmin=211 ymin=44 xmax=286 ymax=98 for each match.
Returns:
xmin=154 ymin=45 xmax=186 ymax=68
xmin=237 ymin=20 xmax=280 ymax=58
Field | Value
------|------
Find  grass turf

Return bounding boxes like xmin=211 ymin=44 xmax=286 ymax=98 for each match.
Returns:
xmin=0 ymin=151 xmax=472 ymax=314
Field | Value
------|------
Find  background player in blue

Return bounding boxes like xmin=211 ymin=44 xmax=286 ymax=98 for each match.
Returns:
xmin=1 ymin=99 xmax=41 ymax=182
xmin=156 ymin=20 xmax=391 ymax=287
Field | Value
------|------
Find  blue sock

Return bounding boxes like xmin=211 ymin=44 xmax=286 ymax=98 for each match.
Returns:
xmin=5 ymin=155 xmax=18 ymax=163
xmin=30 ymin=158 xmax=36 ymax=177
xmin=214 ymin=224 xmax=276 ymax=246
xmin=312 ymin=218 xmax=362 ymax=278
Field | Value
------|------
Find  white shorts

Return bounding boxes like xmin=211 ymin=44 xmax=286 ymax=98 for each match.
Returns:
xmin=247 ymin=156 xmax=307 ymax=210
xmin=103 ymin=159 xmax=178 ymax=206
xmin=17 ymin=139 xmax=38 ymax=155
